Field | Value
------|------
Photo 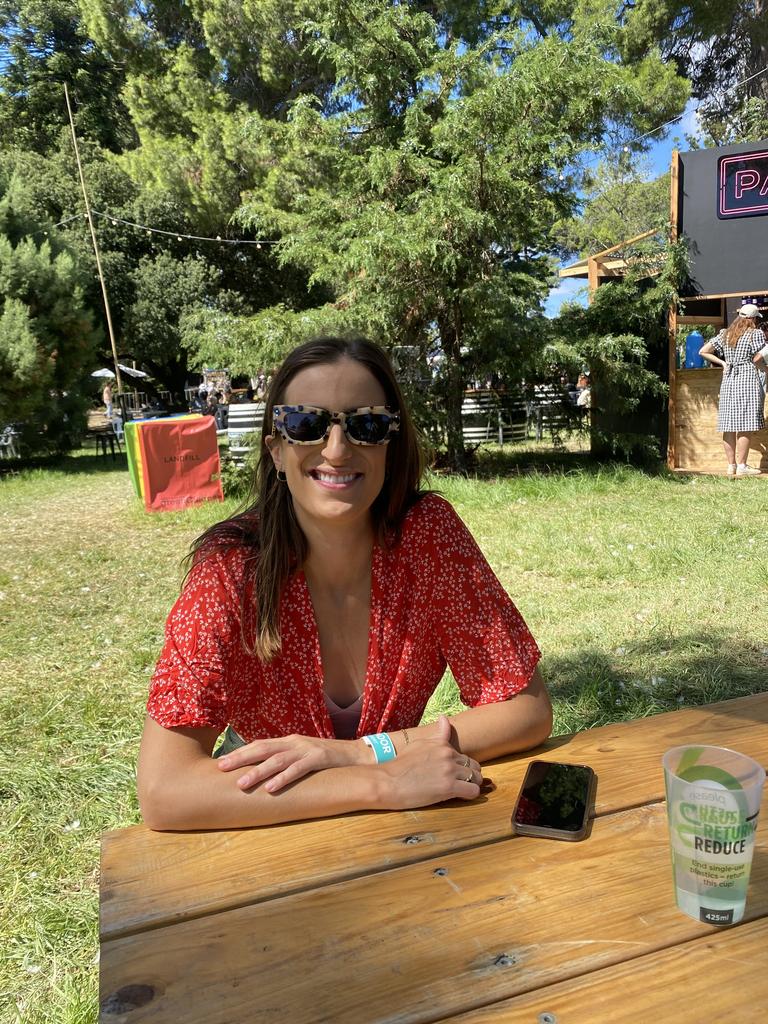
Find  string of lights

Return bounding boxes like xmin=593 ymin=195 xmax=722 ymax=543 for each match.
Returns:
xmin=18 ymin=61 xmax=768 ymax=245
xmin=90 ymin=209 xmax=276 ymax=247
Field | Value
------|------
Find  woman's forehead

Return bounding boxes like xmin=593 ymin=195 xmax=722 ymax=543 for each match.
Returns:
xmin=283 ymin=358 xmax=387 ymax=406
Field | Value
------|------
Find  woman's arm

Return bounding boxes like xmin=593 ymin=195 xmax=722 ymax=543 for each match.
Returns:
xmin=137 ymin=714 xmax=484 ymax=830
xmin=699 ymin=341 xmax=727 ymax=368
xmin=219 ymin=668 xmax=551 ymax=793
xmin=394 ymin=666 xmax=552 ymax=760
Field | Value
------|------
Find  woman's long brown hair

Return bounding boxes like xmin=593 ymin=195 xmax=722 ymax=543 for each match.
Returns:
xmin=187 ymin=336 xmax=426 ymax=661
xmin=725 ymin=316 xmax=761 ymax=348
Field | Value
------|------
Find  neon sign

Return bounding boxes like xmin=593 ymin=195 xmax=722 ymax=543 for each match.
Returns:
xmin=718 ymin=151 xmax=768 ymax=218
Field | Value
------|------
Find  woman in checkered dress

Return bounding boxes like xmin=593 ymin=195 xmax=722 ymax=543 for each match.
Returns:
xmin=700 ymin=304 xmax=766 ymax=477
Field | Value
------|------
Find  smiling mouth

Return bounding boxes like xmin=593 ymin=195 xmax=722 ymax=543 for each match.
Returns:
xmin=309 ymin=470 xmax=362 ymax=486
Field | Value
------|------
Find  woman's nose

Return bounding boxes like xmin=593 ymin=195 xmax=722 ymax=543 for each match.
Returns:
xmin=321 ymin=423 xmax=352 ymax=458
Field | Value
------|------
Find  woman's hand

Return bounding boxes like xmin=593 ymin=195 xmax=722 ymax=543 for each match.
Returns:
xmin=379 ymin=715 xmax=483 ymax=809
xmin=217 ymin=734 xmax=368 ymax=793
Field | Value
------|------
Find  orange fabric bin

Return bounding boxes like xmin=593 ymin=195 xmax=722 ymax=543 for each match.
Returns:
xmin=137 ymin=417 xmax=223 ymax=512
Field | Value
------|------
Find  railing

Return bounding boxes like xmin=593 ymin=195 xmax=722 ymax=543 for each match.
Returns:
xmin=227 ymin=403 xmax=266 ymax=465
xmin=461 ymin=389 xmax=527 ymax=445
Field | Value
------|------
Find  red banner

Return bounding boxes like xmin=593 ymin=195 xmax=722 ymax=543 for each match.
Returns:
xmin=137 ymin=417 xmax=223 ymax=512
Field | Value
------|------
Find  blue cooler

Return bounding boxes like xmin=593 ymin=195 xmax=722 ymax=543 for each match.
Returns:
xmin=685 ymin=329 xmax=706 ymax=368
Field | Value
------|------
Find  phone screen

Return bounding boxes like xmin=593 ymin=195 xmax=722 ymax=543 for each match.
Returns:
xmin=512 ymin=761 xmax=594 ymax=837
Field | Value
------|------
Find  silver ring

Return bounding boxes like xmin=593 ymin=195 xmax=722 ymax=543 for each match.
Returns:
xmin=461 ymin=756 xmax=470 ymax=768
xmin=464 ymin=772 xmax=473 ymax=783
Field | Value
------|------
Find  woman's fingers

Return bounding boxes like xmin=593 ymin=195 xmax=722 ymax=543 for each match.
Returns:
xmin=217 ymin=741 xmax=274 ymax=771
xmin=236 ymin=751 xmax=302 ymax=790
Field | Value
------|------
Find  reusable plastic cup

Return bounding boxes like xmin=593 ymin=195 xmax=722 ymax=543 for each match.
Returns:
xmin=663 ymin=745 xmax=765 ymax=926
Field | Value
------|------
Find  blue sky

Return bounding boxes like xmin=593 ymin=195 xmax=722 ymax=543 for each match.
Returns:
xmin=543 ymin=99 xmax=703 ymax=318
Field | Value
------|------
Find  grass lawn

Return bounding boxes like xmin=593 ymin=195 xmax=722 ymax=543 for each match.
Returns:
xmin=2 ymin=446 xmax=767 ymax=1022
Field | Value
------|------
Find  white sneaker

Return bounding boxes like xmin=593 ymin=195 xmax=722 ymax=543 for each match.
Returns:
xmin=727 ymin=464 xmax=737 ymax=477
xmin=736 ymin=464 xmax=762 ymax=477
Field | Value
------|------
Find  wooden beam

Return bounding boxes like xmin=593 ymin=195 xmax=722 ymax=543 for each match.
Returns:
xmin=683 ymin=291 xmax=764 ymax=301
xmin=668 ymin=301 xmax=678 ymax=470
xmin=559 ymin=261 xmax=589 ymax=279
xmin=591 ymin=228 xmax=658 ymax=260
xmin=587 ymin=256 xmax=599 ymax=300
xmin=677 ymin=316 xmax=726 ymax=326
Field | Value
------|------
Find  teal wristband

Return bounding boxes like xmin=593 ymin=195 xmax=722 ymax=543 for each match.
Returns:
xmin=362 ymin=732 xmax=397 ymax=763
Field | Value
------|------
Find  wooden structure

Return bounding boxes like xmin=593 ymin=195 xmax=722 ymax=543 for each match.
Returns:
xmin=561 ymin=140 xmax=768 ymax=474
xmin=668 ymin=147 xmax=768 ymax=473
xmin=99 ymin=693 xmax=768 ymax=1022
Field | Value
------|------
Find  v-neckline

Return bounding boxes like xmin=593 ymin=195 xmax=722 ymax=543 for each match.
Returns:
xmin=297 ymin=545 xmax=381 ymax=736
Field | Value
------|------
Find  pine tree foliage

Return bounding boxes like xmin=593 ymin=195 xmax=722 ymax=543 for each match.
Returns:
xmin=0 ymin=169 xmax=100 ymax=452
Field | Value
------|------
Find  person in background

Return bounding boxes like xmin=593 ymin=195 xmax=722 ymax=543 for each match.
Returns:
xmin=219 ymin=386 xmax=231 ymax=429
xmin=576 ymin=373 xmax=591 ymax=409
xmin=102 ymin=381 xmax=113 ymax=420
xmin=138 ymin=335 xmax=552 ymax=830
xmin=205 ymin=390 xmax=219 ymax=421
xmin=700 ymin=304 xmax=766 ymax=477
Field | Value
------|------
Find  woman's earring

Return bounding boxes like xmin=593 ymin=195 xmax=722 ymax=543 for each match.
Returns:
xmin=276 ymin=470 xmax=287 ymax=482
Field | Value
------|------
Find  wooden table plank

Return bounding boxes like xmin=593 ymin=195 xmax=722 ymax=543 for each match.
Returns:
xmin=99 ymin=798 xmax=768 ymax=1024
xmin=432 ymin=918 xmax=768 ymax=1023
xmin=101 ymin=693 xmax=768 ymax=940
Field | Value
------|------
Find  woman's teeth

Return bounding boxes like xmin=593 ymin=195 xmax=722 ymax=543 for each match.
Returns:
xmin=313 ymin=471 xmax=358 ymax=484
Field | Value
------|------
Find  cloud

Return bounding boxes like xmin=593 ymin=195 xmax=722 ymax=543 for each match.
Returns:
xmin=543 ymin=276 xmax=588 ymax=318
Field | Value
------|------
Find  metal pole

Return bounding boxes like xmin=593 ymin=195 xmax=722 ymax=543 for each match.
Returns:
xmin=64 ymin=83 xmax=123 ymax=395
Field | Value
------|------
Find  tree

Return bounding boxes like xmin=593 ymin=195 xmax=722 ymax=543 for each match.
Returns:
xmin=555 ymin=161 xmax=670 ymax=258
xmin=549 ymin=240 xmax=688 ymax=463
xmin=0 ymin=170 xmax=100 ymax=452
xmin=232 ymin=1 xmax=689 ymax=470
xmin=621 ymin=0 xmax=768 ymax=141
xmin=124 ymin=251 xmax=219 ymax=393
xmin=0 ymin=0 xmax=133 ymax=153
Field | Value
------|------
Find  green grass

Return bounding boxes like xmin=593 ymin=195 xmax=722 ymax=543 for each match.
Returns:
xmin=2 ymin=446 xmax=767 ymax=1022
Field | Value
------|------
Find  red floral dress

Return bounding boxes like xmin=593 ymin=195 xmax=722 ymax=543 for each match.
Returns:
xmin=147 ymin=494 xmax=541 ymax=740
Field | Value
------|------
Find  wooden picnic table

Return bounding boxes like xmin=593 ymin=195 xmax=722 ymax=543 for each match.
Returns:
xmin=99 ymin=693 xmax=768 ymax=1022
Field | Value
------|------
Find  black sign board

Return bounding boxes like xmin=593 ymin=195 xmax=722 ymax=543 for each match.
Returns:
xmin=718 ymin=149 xmax=768 ymax=219
xmin=677 ymin=141 xmax=768 ymax=295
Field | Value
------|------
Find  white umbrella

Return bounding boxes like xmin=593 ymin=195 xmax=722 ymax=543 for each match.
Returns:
xmin=118 ymin=363 xmax=149 ymax=379
xmin=91 ymin=368 xmax=115 ymax=378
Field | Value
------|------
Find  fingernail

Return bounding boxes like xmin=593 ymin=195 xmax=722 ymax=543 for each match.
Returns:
xmin=218 ymin=757 xmax=229 ymax=767
xmin=264 ymin=781 xmax=275 ymax=793
xmin=237 ymin=776 xmax=249 ymax=788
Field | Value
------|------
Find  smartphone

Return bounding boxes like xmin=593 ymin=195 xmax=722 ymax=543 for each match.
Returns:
xmin=511 ymin=760 xmax=596 ymax=841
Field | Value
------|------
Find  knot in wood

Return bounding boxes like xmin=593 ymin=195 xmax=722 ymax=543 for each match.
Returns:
xmin=100 ymin=984 xmax=156 ymax=1014
xmin=492 ymin=953 xmax=517 ymax=968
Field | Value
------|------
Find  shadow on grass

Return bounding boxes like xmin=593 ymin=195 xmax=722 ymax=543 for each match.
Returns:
xmin=431 ymin=442 xmax=699 ymax=483
xmin=543 ymin=628 xmax=768 ymax=734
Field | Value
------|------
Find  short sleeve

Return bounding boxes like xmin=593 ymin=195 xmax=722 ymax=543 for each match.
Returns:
xmin=428 ymin=500 xmax=540 ymax=706
xmin=147 ymin=552 xmax=245 ymax=731
xmin=711 ymin=333 xmax=724 ymax=359
xmin=748 ymin=328 xmax=767 ymax=357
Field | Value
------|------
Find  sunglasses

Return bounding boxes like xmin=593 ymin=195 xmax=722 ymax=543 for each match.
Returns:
xmin=272 ymin=404 xmax=400 ymax=446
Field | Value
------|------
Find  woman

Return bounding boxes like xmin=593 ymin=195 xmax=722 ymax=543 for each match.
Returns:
xmin=700 ymin=304 xmax=766 ymax=477
xmin=138 ymin=336 xmax=551 ymax=830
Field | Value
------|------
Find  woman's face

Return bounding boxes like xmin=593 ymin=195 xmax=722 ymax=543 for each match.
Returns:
xmin=266 ymin=358 xmax=390 ymax=535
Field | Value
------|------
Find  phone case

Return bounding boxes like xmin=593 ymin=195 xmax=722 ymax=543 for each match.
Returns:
xmin=511 ymin=762 xmax=596 ymax=842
